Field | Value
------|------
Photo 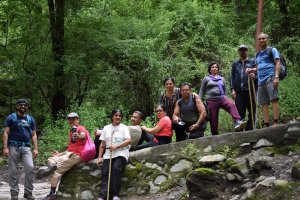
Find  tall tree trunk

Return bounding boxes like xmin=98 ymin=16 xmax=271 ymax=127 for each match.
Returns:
xmin=48 ymin=0 xmax=66 ymax=118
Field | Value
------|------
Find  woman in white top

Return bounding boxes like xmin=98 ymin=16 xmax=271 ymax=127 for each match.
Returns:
xmin=97 ymin=109 xmax=131 ymax=200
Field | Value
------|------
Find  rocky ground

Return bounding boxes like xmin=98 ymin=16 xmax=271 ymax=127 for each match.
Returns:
xmin=1 ymin=149 xmax=300 ymax=200
xmin=0 ymin=160 xmax=185 ymax=200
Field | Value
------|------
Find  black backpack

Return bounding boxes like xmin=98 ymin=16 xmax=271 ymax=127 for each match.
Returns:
xmin=266 ymin=47 xmax=287 ymax=80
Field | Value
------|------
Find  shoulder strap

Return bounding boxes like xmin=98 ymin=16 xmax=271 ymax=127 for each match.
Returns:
xmin=267 ymin=47 xmax=274 ymax=63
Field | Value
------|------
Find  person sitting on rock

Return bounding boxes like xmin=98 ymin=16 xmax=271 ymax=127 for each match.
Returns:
xmin=134 ymin=104 xmax=172 ymax=150
xmin=128 ymin=111 xmax=154 ymax=150
xmin=36 ymin=112 xmax=88 ymax=200
xmin=173 ymin=82 xmax=207 ymax=141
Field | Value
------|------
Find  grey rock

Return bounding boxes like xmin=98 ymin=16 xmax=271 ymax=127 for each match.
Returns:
xmin=199 ymin=154 xmax=226 ymax=164
xmin=229 ymin=195 xmax=241 ymax=200
xmin=145 ymin=162 xmax=162 ymax=171
xmin=80 ymin=190 xmax=94 ymax=199
xmin=204 ymin=145 xmax=213 ymax=153
xmin=274 ymin=179 xmax=288 ymax=187
xmin=241 ymin=181 xmax=253 ymax=190
xmin=170 ymin=159 xmax=193 ymax=173
xmin=89 ymin=169 xmax=101 ymax=177
xmin=226 ymin=173 xmax=236 ymax=181
xmin=253 ymin=139 xmax=274 ymax=149
xmin=154 ymin=175 xmax=167 ymax=185
xmin=257 ymin=176 xmax=276 ymax=187
xmin=291 ymin=160 xmax=300 ymax=179
xmin=246 ymin=152 xmax=273 ymax=172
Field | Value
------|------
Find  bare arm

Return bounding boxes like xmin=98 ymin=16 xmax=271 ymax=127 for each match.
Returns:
xmin=3 ymin=127 xmax=9 ymax=157
xmin=195 ymin=95 xmax=207 ymax=127
xmin=142 ymin=123 xmax=163 ymax=135
xmin=273 ymin=59 xmax=280 ymax=88
xmin=189 ymin=94 xmax=207 ymax=131
xmin=31 ymin=131 xmax=38 ymax=158
xmin=172 ymin=101 xmax=180 ymax=123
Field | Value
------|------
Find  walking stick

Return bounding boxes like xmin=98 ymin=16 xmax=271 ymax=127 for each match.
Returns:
xmin=251 ymin=79 xmax=263 ymax=129
xmin=248 ymin=78 xmax=255 ymax=129
xmin=107 ymin=130 xmax=114 ymax=200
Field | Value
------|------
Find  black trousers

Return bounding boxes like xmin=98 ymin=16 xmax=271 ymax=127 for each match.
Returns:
xmin=173 ymin=122 xmax=206 ymax=142
xmin=235 ymin=90 xmax=256 ymax=131
xmin=99 ymin=156 xmax=127 ymax=199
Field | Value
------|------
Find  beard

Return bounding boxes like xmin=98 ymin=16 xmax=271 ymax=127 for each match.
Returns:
xmin=17 ymin=107 xmax=27 ymax=114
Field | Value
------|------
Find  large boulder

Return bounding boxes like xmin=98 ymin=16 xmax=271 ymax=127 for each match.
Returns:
xmin=186 ymin=168 xmax=224 ymax=199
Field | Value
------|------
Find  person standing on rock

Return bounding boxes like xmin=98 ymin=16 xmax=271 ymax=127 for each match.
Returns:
xmin=96 ymin=109 xmax=131 ymax=200
xmin=36 ymin=112 xmax=88 ymax=200
xmin=3 ymin=99 xmax=38 ymax=200
xmin=246 ymin=32 xmax=281 ymax=127
xmin=230 ymin=45 xmax=256 ymax=130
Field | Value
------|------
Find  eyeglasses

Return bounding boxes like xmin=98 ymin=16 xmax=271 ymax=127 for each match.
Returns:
xmin=155 ymin=109 xmax=163 ymax=113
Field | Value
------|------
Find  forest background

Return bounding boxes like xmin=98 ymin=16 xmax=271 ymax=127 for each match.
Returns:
xmin=0 ymin=0 xmax=300 ymax=165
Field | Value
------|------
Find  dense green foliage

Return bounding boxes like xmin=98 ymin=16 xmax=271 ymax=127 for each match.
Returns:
xmin=1 ymin=0 xmax=300 ymax=163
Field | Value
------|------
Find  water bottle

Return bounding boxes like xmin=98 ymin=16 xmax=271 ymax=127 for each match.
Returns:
xmin=71 ymin=126 xmax=77 ymax=143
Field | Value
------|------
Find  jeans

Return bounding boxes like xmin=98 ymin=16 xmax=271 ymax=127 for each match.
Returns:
xmin=8 ymin=146 xmax=34 ymax=195
xmin=99 ymin=156 xmax=127 ymax=198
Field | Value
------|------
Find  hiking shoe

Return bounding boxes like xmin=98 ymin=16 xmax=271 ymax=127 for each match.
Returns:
xmin=43 ymin=194 xmax=56 ymax=200
xmin=24 ymin=193 xmax=35 ymax=200
xmin=234 ymin=120 xmax=247 ymax=132
xmin=11 ymin=193 xmax=18 ymax=200
xmin=37 ymin=165 xmax=57 ymax=179
xmin=112 ymin=196 xmax=121 ymax=200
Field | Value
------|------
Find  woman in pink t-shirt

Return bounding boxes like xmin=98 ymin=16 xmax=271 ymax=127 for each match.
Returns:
xmin=134 ymin=104 xmax=172 ymax=150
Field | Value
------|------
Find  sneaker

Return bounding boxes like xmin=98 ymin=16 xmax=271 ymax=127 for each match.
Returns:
xmin=234 ymin=120 xmax=247 ymax=132
xmin=24 ymin=193 xmax=35 ymax=200
xmin=97 ymin=198 xmax=105 ymax=200
xmin=37 ymin=165 xmax=57 ymax=179
xmin=43 ymin=194 xmax=56 ymax=200
xmin=113 ymin=196 xmax=121 ymax=200
xmin=11 ymin=193 xmax=18 ymax=200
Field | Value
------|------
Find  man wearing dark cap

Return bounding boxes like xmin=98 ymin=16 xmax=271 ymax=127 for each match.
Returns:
xmin=37 ymin=112 xmax=88 ymax=200
xmin=230 ymin=45 xmax=256 ymax=130
xmin=3 ymin=99 xmax=38 ymax=200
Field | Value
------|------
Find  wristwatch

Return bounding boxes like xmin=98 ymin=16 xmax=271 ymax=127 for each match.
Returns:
xmin=275 ymin=75 xmax=279 ymax=78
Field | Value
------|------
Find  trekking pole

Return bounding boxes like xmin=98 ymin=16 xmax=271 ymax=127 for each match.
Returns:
xmin=107 ymin=130 xmax=114 ymax=200
xmin=248 ymin=78 xmax=255 ymax=130
xmin=251 ymin=79 xmax=262 ymax=129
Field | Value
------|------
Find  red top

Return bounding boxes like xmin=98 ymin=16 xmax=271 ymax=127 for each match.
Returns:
xmin=67 ymin=125 xmax=88 ymax=155
xmin=156 ymin=116 xmax=172 ymax=137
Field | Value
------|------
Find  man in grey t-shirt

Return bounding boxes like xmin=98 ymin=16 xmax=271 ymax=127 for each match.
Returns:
xmin=173 ymin=82 xmax=207 ymax=142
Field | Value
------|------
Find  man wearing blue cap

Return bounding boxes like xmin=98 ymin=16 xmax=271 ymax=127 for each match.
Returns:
xmin=3 ymin=99 xmax=38 ymax=200
xmin=230 ymin=45 xmax=256 ymax=130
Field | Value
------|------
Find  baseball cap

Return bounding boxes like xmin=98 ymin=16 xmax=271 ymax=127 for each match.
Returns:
xmin=238 ymin=45 xmax=248 ymax=50
xmin=67 ymin=112 xmax=79 ymax=119
xmin=16 ymin=99 xmax=28 ymax=105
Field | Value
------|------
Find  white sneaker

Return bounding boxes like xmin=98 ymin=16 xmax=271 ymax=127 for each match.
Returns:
xmin=113 ymin=196 xmax=121 ymax=200
xmin=234 ymin=120 xmax=247 ymax=132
